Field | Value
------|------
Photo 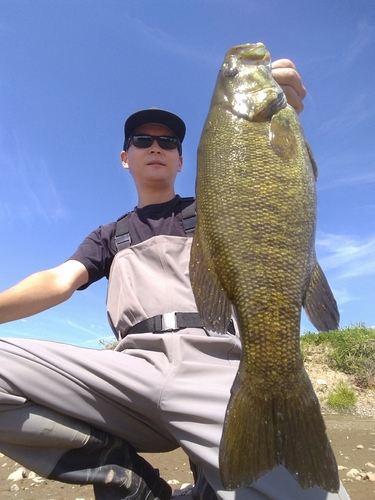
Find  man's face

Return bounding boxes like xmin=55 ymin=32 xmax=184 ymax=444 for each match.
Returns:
xmin=121 ymin=123 xmax=183 ymax=191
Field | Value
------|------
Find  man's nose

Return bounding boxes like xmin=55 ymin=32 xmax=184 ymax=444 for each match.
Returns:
xmin=149 ymin=140 xmax=162 ymax=152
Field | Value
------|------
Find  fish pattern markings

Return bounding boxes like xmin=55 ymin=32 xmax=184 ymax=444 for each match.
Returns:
xmin=190 ymin=42 xmax=340 ymax=493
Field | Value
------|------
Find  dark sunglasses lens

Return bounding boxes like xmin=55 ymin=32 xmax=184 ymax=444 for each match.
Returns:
xmin=132 ymin=135 xmax=153 ymax=148
xmin=157 ymin=137 xmax=179 ymax=149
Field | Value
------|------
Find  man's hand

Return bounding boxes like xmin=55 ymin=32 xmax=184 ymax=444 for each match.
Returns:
xmin=272 ymin=59 xmax=306 ymax=114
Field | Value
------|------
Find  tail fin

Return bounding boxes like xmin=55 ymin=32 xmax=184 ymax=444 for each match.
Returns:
xmin=219 ymin=366 xmax=339 ymax=492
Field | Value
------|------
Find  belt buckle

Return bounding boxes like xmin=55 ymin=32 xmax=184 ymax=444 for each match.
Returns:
xmin=161 ymin=312 xmax=178 ymax=331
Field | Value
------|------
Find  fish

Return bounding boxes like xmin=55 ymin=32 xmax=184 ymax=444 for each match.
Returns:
xmin=189 ymin=42 xmax=340 ymax=492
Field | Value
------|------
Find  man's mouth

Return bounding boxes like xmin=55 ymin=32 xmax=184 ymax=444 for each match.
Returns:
xmin=147 ymin=160 xmax=165 ymax=166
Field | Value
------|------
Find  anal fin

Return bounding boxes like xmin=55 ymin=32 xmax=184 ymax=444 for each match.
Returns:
xmin=303 ymin=261 xmax=340 ymax=331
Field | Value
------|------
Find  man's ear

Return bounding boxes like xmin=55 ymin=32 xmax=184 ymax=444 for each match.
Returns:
xmin=178 ymin=156 xmax=183 ymax=172
xmin=120 ymin=151 xmax=129 ymax=170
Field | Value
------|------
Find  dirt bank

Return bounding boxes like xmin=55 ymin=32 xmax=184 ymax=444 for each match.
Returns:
xmin=1 ymin=414 xmax=374 ymax=500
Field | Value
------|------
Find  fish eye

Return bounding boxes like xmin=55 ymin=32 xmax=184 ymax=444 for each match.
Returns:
xmin=225 ymin=67 xmax=239 ymax=77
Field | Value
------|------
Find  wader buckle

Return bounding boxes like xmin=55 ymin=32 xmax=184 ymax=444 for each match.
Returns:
xmin=159 ymin=311 xmax=178 ymax=332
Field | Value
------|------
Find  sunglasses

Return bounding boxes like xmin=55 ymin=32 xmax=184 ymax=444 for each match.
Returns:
xmin=125 ymin=135 xmax=181 ymax=154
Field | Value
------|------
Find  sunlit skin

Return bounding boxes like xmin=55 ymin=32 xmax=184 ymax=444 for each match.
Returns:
xmin=271 ymin=59 xmax=306 ymax=114
xmin=120 ymin=124 xmax=183 ymax=208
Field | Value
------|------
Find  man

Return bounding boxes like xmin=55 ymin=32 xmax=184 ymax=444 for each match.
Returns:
xmin=0 ymin=61 xmax=350 ymax=500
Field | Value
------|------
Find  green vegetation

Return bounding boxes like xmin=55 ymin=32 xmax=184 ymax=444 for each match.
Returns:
xmin=99 ymin=339 xmax=118 ymax=350
xmin=326 ymin=382 xmax=357 ymax=410
xmin=301 ymin=324 xmax=375 ymax=389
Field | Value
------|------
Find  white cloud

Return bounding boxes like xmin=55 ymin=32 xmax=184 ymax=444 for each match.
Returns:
xmin=337 ymin=172 xmax=375 ymax=186
xmin=314 ymin=233 xmax=375 ymax=326
xmin=123 ymin=14 xmax=221 ymax=67
xmin=0 ymin=141 xmax=66 ymax=223
xmin=333 ymin=287 xmax=360 ymax=306
xmin=316 ymin=92 xmax=374 ymax=137
xmin=345 ymin=18 xmax=375 ymax=65
xmin=317 ymin=232 xmax=375 ymax=280
xmin=318 ymin=168 xmax=375 ymax=191
xmin=64 ymin=319 xmax=107 ymax=338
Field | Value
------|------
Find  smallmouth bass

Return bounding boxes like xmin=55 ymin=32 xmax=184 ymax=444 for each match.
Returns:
xmin=190 ymin=42 xmax=340 ymax=492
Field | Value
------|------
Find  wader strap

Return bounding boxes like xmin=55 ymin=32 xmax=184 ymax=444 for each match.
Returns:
xmin=115 ymin=198 xmax=196 ymax=252
xmin=115 ymin=211 xmax=131 ymax=251
xmin=127 ymin=312 xmax=235 ymax=336
xmin=180 ymin=197 xmax=196 ymax=237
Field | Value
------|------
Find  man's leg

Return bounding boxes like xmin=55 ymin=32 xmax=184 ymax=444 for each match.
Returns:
xmin=0 ymin=337 xmax=178 ymax=499
xmin=0 ymin=404 xmax=171 ymax=500
xmin=48 ymin=425 xmax=171 ymax=500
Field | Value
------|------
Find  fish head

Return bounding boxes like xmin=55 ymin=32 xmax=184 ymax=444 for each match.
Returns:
xmin=213 ymin=42 xmax=287 ymax=122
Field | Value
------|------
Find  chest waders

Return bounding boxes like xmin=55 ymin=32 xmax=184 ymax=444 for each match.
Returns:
xmin=108 ymin=235 xmax=202 ymax=341
xmin=108 ymin=198 xmax=234 ymax=340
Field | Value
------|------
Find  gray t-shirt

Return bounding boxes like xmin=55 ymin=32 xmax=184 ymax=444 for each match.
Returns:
xmin=68 ymin=195 xmax=192 ymax=289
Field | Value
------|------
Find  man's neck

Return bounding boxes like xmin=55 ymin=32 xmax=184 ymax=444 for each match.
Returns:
xmin=136 ymin=188 xmax=176 ymax=208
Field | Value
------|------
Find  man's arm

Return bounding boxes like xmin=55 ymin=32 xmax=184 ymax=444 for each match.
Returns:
xmin=0 ymin=260 xmax=89 ymax=324
xmin=272 ymin=59 xmax=307 ymax=114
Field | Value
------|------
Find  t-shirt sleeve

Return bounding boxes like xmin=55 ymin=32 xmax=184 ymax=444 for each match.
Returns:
xmin=68 ymin=222 xmax=117 ymax=289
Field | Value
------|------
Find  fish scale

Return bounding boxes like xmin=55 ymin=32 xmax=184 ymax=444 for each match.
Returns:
xmin=190 ymin=42 xmax=340 ymax=492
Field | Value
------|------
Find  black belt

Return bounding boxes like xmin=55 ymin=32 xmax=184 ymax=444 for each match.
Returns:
xmin=127 ymin=312 xmax=235 ymax=335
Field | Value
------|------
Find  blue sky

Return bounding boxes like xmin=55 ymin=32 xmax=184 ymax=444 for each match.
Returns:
xmin=0 ymin=0 xmax=374 ymax=347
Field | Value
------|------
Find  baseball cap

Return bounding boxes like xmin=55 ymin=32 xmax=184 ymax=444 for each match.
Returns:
xmin=123 ymin=108 xmax=186 ymax=150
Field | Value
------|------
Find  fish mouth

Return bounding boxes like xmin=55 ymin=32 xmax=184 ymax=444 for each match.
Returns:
xmin=226 ymin=42 xmax=270 ymax=65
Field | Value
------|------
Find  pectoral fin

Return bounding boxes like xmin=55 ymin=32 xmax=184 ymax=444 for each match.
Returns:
xmin=269 ymin=108 xmax=297 ymax=159
xmin=303 ymin=261 xmax=340 ymax=331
